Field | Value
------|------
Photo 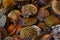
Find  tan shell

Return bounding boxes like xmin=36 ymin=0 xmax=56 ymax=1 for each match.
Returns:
xmin=52 ymin=0 xmax=60 ymax=15
xmin=8 ymin=10 xmax=20 ymax=21
xmin=21 ymin=4 xmax=37 ymax=18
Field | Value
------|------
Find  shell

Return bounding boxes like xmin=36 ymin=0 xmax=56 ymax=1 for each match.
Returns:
xmin=0 ymin=27 xmax=7 ymax=39
xmin=52 ymin=0 xmax=60 ymax=15
xmin=0 ymin=32 xmax=2 ymax=40
xmin=31 ymin=25 xmax=41 ymax=36
xmin=16 ymin=25 xmax=24 ymax=34
xmin=51 ymin=25 xmax=60 ymax=40
xmin=7 ymin=24 xmax=16 ymax=35
xmin=4 ymin=36 xmax=14 ymax=40
xmin=40 ymin=34 xmax=52 ymax=40
xmin=0 ymin=0 xmax=2 ymax=5
xmin=21 ymin=4 xmax=37 ymax=18
xmin=0 ymin=15 xmax=6 ymax=27
xmin=38 ymin=22 xmax=47 ymax=31
xmin=2 ymin=0 xmax=15 ymax=8
xmin=20 ymin=27 xmax=38 ymax=40
xmin=45 ymin=15 xmax=59 ymax=27
xmin=8 ymin=10 xmax=20 ymax=22
xmin=37 ymin=0 xmax=51 ymax=6
xmin=37 ymin=7 xmax=50 ymax=22
xmin=21 ymin=17 xmax=37 ymax=26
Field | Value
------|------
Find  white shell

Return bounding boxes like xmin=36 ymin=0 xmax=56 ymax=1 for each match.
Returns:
xmin=51 ymin=25 xmax=60 ymax=40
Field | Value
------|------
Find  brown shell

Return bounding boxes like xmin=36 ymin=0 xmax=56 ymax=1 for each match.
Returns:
xmin=37 ymin=7 xmax=50 ymax=22
xmin=21 ymin=17 xmax=37 ymax=26
xmin=2 ymin=0 xmax=15 ymax=8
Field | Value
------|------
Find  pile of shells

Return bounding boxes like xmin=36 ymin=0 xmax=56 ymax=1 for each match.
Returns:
xmin=0 ymin=0 xmax=60 ymax=40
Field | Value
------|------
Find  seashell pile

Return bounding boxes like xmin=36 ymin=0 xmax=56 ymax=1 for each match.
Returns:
xmin=0 ymin=0 xmax=60 ymax=40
